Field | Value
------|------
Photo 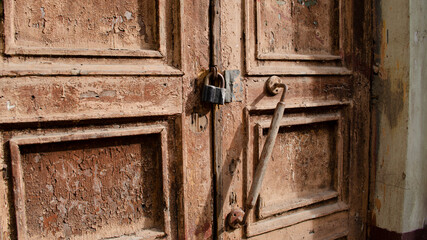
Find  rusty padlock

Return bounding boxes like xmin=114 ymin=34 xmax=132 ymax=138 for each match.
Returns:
xmin=202 ymin=72 xmax=226 ymax=105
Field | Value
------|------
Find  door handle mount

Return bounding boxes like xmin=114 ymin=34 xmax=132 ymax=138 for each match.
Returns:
xmin=226 ymin=76 xmax=288 ymax=229
xmin=265 ymin=75 xmax=286 ymax=96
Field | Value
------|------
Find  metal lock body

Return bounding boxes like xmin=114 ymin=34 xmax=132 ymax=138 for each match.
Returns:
xmin=202 ymin=72 xmax=226 ymax=105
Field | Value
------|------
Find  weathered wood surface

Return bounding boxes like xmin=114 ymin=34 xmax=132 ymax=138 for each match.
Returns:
xmin=0 ymin=0 xmax=371 ymax=239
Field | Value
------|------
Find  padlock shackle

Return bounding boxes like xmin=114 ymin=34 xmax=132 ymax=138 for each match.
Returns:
xmin=204 ymin=72 xmax=225 ymax=88
xmin=204 ymin=72 xmax=213 ymax=85
xmin=216 ymin=73 xmax=225 ymax=88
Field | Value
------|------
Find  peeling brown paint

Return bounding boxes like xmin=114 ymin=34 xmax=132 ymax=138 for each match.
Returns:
xmin=261 ymin=122 xmax=337 ymax=204
xmin=21 ymin=135 xmax=164 ymax=239
xmin=374 ymin=198 xmax=382 ymax=212
xmin=0 ymin=0 xmax=4 ymax=53
xmin=11 ymin=0 xmax=158 ymax=51
xmin=0 ymin=0 xmax=372 ymax=239
xmin=195 ymin=222 xmax=212 ymax=239
xmin=258 ymin=0 xmax=339 ymax=56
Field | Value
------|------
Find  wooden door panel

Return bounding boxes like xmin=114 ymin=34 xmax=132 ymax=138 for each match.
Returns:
xmin=248 ymin=211 xmax=349 ymax=240
xmin=256 ymin=0 xmax=340 ymax=58
xmin=5 ymin=0 xmax=159 ymax=56
xmin=2 ymin=0 xmax=181 ymax=74
xmin=256 ymin=113 xmax=344 ymax=219
xmin=247 ymin=76 xmax=352 ymax=111
xmin=9 ymin=126 xmax=173 ymax=240
xmin=245 ymin=110 xmax=349 ymax=238
xmin=2 ymin=119 xmax=182 ymax=240
xmin=244 ymin=0 xmax=351 ymax=75
xmin=0 ymin=76 xmax=182 ymax=123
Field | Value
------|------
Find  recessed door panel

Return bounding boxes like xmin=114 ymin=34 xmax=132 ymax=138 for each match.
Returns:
xmin=7 ymin=0 xmax=158 ymax=53
xmin=257 ymin=0 xmax=340 ymax=58
xmin=242 ymin=110 xmax=348 ymax=238
xmin=10 ymin=126 xmax=173 ymax=240
xmin=256 ymin=116 xmax=342 ymax=219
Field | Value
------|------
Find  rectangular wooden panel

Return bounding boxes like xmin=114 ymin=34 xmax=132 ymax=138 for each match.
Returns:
xmin=1 ymin=0 xmax=183 ymax=76
xmin=246 ymin=76 xmax=352 ymax=112
xmin=244 ymin=111 xmax=347 ymax=237
xmin=10 ymin=126 xmax=171 ymax=240
xmin=257 ymin=0 xmax=340 ymax=59
xmin=247 ymin=211 xmax=349 ymax=239
xmin=0 ymin=76 xmax=182 ymax=124
xmin=255 ymin=113 xmax=343 ymax=219
xmin=4 ymin=0 xmax=166 ymax=57
xmin=244 ymin=0 xmax=350 ymax=75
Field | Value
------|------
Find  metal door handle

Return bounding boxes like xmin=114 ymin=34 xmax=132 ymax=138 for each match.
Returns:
xmin=228 ymin=76 xmax=288 ymax=228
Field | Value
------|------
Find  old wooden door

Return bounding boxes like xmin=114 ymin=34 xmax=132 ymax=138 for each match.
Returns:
xmin=210 ymin=0 xmax=371 ymax=240
xmin=0 ymin=0 xmax=185 ymax=239
xmin=0 ymin=0 xmax=371 ymax=239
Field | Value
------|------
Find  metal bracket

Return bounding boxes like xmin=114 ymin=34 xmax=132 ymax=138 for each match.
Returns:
xmin=224 ymin=70 xmax=243 ymax=103
xmin=265 ymin=76 xmax=283 ymax=95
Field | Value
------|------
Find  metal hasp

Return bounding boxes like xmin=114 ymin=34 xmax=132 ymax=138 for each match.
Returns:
xmin=227 ymin=76 xmax=288 ymax=228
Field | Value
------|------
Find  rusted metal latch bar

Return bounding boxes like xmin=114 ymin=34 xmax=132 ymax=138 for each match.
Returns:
xmin=203 ymin=0 xmax=225 ymax=106
xmin=209 ymin=0 xmax=221 ymax=71
xmin=209 ymin=0 xmax=224 ymax=239
xmin=227 ymin=76 xmax=288 ymax=229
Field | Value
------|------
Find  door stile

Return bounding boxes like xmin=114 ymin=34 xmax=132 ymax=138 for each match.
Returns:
xmin=209 ymin=0 xmax=224 ymax=239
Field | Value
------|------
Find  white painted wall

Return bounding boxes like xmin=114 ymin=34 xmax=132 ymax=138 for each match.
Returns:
xmin=373 ymin=0 xmax=409 ymax=233
xmin=373 ymin=0 xmax=427 ymax=234
xmin=405 ymin=0 xmax=427 ymax=233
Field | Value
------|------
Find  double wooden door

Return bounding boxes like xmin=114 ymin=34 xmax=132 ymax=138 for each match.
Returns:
xmin=0 ymin=0 xmax=371 ymax=239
